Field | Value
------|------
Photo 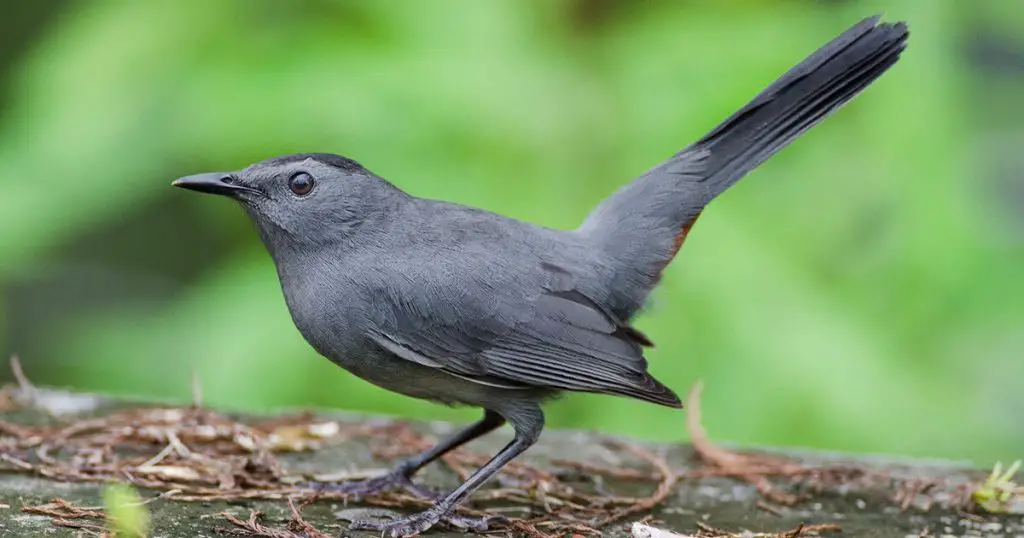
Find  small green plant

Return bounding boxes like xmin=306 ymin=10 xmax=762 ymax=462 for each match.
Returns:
xmin=102 ymin=483 xmax=150 ymax=538
xmin=972 ymin=460 xmax=1020 ymax=514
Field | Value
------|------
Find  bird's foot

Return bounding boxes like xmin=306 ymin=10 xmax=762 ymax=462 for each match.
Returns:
xmin=347 ymin=503 xmax=504 ymax=537
xmin=308 ymin=468 xmax=438 ymax=500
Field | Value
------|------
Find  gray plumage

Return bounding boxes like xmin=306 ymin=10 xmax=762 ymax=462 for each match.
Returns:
xmin=173 ymin=16 xmax=908 ymax=537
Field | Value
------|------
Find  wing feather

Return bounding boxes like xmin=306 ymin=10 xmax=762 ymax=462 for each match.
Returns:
xmin=369 ymin=261 xmax=681 ymax=408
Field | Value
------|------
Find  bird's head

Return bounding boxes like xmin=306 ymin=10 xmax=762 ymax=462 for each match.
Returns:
xmin=173 ymin=153 xmax=406 ymax=254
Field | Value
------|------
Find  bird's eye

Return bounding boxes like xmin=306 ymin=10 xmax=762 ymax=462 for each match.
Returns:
xmin=288 ymin=172 xmax=314 ymax=196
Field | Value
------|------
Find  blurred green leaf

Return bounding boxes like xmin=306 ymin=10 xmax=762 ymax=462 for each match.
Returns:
xmin=102 ymin=483 xmax=149 ymax=538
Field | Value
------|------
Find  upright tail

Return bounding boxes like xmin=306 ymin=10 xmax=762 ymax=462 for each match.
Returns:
xmin=579 ymin=16 xmax=909 ymax=320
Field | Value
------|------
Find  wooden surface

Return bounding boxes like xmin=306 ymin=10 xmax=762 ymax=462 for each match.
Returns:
xmin=0 ymin=387 xmax=1020 ymax=537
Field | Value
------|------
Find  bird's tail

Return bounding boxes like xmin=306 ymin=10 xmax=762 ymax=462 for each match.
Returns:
xmin=579 ymin=16 xmax=909 ymax=319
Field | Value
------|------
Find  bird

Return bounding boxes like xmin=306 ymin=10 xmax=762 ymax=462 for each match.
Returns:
xmin=172 ymin=16 xmax=908 ymax=537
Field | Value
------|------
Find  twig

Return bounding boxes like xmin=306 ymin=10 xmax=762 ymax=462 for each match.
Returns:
xmin=551 ymin=458 xmax=653 ymax=481
xmin=693 ymin=520 xmax=842 ymax=537
xmin=0 ymin=452 xmax=34 ymax=470
xmin=217 ymin=510 xmax=298 ymax=538
xmin=48 ymin=519 xmax=108 ymax=535
xmin=594 ymin=440 xmax=677 ymax=527
xmin=688 ymin=380 xmax=746 ymax=468
xmin=786 ymin=523 xmax=842 ymax=536
xmin=22 ymin=498 xmax=107 ymax=520
xmin=190 ymin=368 xmax=204 ymax=409
xmin=756 ymin=500 xmax=784 ymax=516
xmin=686 ymin=381 xmax=801 ymax=506
xmin=0 ymin=420 xmax=34 ymax=439
xmin=286 ymin=497 xmax=331 ymax=538
xmin=505 ymin=519 xmax=557 ymax=538
xmin=167 ymin=429 xmax=192 ymax=457
xmin=137 ymin=441 xmax=176 ymax=469
xmin=10 ymin=355 xmax=36 ymax=403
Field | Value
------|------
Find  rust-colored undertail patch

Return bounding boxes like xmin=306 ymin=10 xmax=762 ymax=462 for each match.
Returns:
xmin=669 ymin=213 xmax=701 ymax=261
xmin=653 ymin=213 xmax=701 ymax=284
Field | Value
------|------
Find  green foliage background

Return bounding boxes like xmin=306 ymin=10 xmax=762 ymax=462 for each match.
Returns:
xmin=1 ymin=0 xmax=1021 ymax=464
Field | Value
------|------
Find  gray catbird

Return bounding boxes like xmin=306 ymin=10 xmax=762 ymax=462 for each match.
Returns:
xmin=173 ymin=16 xmax=908 ymax=537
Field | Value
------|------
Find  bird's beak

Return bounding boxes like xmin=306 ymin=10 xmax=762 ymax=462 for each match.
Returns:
xmin=172 ymin=172 xmax=262 ymax=198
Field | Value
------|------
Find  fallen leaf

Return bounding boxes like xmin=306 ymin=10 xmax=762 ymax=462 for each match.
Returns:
xmin=266 ymin=422 xmax=340 ymax=451
xmin=632 ymin=522 xmax=689 ymax=538
xmin=134 ymin=465 xmax=202 ymax=482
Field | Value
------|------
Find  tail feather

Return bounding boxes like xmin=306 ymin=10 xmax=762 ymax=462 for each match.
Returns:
xmin=579 ymin=16 xmax=909 ymax=320
xmin=695 ymin=15 xmax=907 ymax=189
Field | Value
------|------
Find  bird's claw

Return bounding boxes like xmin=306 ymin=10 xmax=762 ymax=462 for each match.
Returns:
xmin=307 ymin=469 xmax=439 ymax=500
xmin=347 ymin=504 xmax=505 ymax=537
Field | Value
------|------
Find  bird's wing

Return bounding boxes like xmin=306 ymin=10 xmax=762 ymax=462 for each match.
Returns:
xmin=366 ymin=260 xmax=681 ymax=408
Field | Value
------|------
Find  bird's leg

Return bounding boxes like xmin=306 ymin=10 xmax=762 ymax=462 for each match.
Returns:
xmin=312 ymin=410 xmax=505 ymax=500
xmin=347 ymin=405 xmax=543 ymax=538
